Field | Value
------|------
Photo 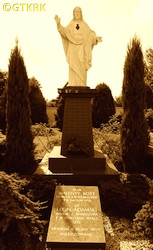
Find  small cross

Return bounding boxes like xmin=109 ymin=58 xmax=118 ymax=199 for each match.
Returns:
xmin=76 ymin=24 xmax=80 ymax=30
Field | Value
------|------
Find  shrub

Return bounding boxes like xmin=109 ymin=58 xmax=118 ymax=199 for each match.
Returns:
xmin=32 ymin=123 xmax=61 ymax=151
xmin=99 ymin=174 xmax=150 ymax=218
xmin=54 ymin=95 xmax=65 ymax=130
xmin=145 ymin=108 xmax=153 ymax=131
xmin=145 ymin=83 xmax=153 ymax=109
xmin=121 ymin=36 xmax=149 ymax=173
xmin=92 ymin=83 xmax=115 ymax=128
xmin=0 ymin=71 xmax=7 ymax=132
xmin=114 ymin=94 xmax=122 ymax=107
xmin=94 ymin=128 xmax=122 ymax=170
xmin=133 ymin=200 xmax=153 ymax=238
xmin=93 ymin=115 xmax=122 ymax=170
xmin=0 ymin=95 xmax=6 ymax=133
xmin=29 ymin=77 xmax=48 ymax=125
xmin=5 ymin=43 xmax=36 ymax=174
xmin=25 ymin=175 xmax=56 ymax=220
xmin=31 ymin=123 xmax=53 ymax=137
xmin=133 ymin=178 xmax=153 ymax=238
xmin=54 ymin=83 xmax=68 ymax=130
xmin=100 ymin=114 xmax=122 ymax=134
xmin=0 ymin=172 xmax=47 ymax=250
xmin=0 ymin=138 xmax=6 ymax=169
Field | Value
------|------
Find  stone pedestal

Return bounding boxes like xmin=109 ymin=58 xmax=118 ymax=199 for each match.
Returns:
xmin=59 ymin=87 xmax=97 ymax=157
xmin=48 ymin=86 xmax=119 ymax=180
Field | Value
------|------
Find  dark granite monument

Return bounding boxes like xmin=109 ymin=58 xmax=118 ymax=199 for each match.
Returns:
xmin=46 ymin=185 xmax=106 ymax=249
xmin=48 ymin=87 xmax=119 ymax=182
xmin=47 ymin=7 xmax=119 ymax=181
xmin=45 ymin=7 xmax=119 ymax=249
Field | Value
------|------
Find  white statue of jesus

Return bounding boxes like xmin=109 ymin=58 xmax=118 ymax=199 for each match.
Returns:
xmin=55 ymin=7 xmax=102 ymax=86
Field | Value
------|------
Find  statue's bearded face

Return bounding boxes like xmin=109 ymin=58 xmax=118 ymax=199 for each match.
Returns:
xmin=74 ymin=8 xmax=82 ymax=20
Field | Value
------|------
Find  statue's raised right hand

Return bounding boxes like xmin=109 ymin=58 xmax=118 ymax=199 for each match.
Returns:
xmin=55 ymin=15 xmax=61 ymax=24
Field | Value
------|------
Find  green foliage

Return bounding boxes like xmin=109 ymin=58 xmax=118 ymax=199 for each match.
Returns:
xmin=5 ymin=44 xmax=36 ymax=174
xmin=133 ymin=200 xmax=153 ymax=238
xmin=144 ymin=47 xmax=153 ymax=88
xmin=25 ymin=175 xmax=56 ymax=220
xmin=0 ymin=172 xmax=47 ymax=250
xmin=54 ymin=83 xmax=68 ymax=130
xmin=133 ymin=179 xmax=153 ymax=238
xmin=0 ymin=74 xmax=48 ymax=132
xmin=100 ymin=114 xmax=122 ymax=134
xmin=55 ymin=83 xmax=115 ymax=129
xmin=47 ymin=98 xmax=58 ymax=107
xmin=145 ymin=83 xmax=153 ymax=109
xmin=0 ymin=71 xmax=7 ymax=132
xmin=54 ymin=95 xmax=65 ymax=130
xmin=114 ymin=94 xmax=122 ymax=107
xmin=92 ymin=83 xmax=115 ymax=128
xmin=0 ymin=71 xmax=7 ymax=96
xmin=31 ymin=123 xmax=53 ymax=137
xmin=0 ymin=94 xmax=6 ymax=132
xmin=99 ymin=174 xmax=150 ymax=218
xmin=121 ymin=36 xmax=149 ymax=173
xmin=93 ymin=115 xmax=122 ymax=170
xmin=29 ymin=77 xmax=48 ymax=124
xmin=31 ymin=123 xmax=61 ymax=159
xmin=145 ymin=108 xmax=153 ymax=131
xmin=65 ymin=135 xmax=90 ymax=156
xmin=32 ymin=123 xmax=61 ymax=146
xmin=0 ymin=138 xmax=6 ymax=169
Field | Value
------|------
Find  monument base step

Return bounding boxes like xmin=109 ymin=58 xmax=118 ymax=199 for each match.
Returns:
xmin=49 ymin=146 xmax=106 ymax=173
xmin=47 ymin=169 xmax=119 ymax=185
xmin=35 ymin=146 xmax=120 ymax=184
xmin=48 ymin=146 xmax=119 ymax=185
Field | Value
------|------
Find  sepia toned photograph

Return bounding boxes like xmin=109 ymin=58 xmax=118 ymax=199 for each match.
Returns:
xmin=0 ymin=0 xmax=153 ymax=249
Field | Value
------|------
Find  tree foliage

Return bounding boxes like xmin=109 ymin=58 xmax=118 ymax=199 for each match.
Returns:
xmin=144 ymin=48 xmax=153 ymax=108
xmin=54 ymin=83 xmax=68 ymax=130
xmin=114 ymin=94 xmax=122 ymax=107
xmin=121 ymin=36 xmax=149 ymax=173
xmin=54 ymin=83 xmax=115 ymax=129
xmin=145 ymin=47 xmax=153 ymax=89
xmin=54 ymin=95 xmax=65 ymax=130
xmin=0 ymin=74 xmax=48 ymax=131
xmin=5 ymin=44 xmax=36 ymax=174
xmin=92 ymin=83 xmax=115 ymax=128
xmin=47 ymin=98 xmax=58 ymax=107
xmin=29 ymin=77 xmax=48 ymax=124
xmin=0 ymin=71 xmax=7 ymax=132
xmin=0 ymin=171 xmax=47 ymax=250
xmin=145 ymin=83 xmax=153 ymax=109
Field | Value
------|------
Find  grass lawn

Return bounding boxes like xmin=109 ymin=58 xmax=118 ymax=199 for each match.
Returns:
xmin=46 ymin=107 xmax=57 ymax=125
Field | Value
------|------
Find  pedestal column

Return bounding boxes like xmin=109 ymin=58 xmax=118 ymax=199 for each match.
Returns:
xmin=59 ymin=87 xmax=97 ymax=157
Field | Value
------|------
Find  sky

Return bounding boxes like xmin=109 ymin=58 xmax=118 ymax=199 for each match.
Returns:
xmin=0 ymin=0 xmax=153 ymax=100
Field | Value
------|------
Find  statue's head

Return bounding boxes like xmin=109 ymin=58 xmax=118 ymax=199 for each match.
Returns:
xmin=73 ymin=7 xmax=83 ymax=21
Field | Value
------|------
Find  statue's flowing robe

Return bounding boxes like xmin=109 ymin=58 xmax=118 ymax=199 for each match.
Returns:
xmin=58 ymin=20 xmax=97 ymax=86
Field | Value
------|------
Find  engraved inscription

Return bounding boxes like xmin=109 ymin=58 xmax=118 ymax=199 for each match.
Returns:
xmin=46 ymin=186 xmax=105 ymax=245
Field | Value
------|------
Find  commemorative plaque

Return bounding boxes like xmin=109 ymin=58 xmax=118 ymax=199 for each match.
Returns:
xmin=46 ymin=185 xmax=106 ymax=249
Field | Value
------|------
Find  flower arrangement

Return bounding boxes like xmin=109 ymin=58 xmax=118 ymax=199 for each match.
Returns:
xmin=66 ymin=136 xmax=90 ymax=156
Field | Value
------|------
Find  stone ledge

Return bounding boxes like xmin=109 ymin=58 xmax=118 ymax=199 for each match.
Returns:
xmin=58 ymin=87 xmax=97 ymax=98
xmin=35 ymin=146 xmax=120 ymax=183
xmin=49 ymin=146 xmax=106 ymax=173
